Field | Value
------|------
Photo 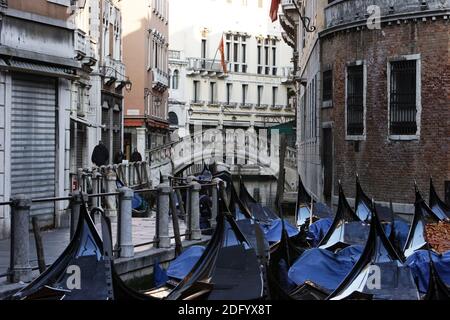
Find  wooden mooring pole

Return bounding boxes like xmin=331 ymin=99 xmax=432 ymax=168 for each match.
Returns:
xmin=31 ymin=216 xmax=46 ymax=274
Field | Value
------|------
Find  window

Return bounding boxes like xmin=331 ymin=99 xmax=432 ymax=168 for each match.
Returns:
xmin=210 ymin=82 xmax=217 ymax=103
xmin=109 ymin=23 xmax=114 ymax=57
xmin=242 ymin=84 xmax=248 ymax=105
xmin=169 ymin=112 xmax=179 ymax=126
xmin=226 ymin=33 xmax=247 ymax=73
xmin=272 ymin=87 xmax=278 ymax=107
xmin=323 ymin=70 xmax=333 ymax=102
xmin=257 ymin=44 xmax=262 ymax=74
xmin=201 ymin=39 xmax=207 ymax=69
xmin=389 ymin=59 xmax=419 ymax=136
xmin=226 ymin=83 xmax=232 ymax=105
xmin=193 ymin=81 xmax=200 ymax=102
xmin=172 ymin=70 xmax=179 ymax=90
xmin=346 ymin=65 xmax=365 ymax=137
xmin=257 ymin=86 xmax=263 ymax=106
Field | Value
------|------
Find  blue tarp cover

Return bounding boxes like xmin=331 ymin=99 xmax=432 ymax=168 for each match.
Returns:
xmin=264 ymin=219 xmax=299 ymax=243
xmin=308 ymin=218 xmax=333 ymax=246
xmin=288 ymin=245 xmax=364 ymax=292
xmin=153 ymin=262 xmax=169 ymax=287
xmin=167 ymin=246 xmax=206 ymax=280
xmin=383 ymin=219 xmax=411 ymax=251
xmin=406 ymin=250 xmax=450 ymax=294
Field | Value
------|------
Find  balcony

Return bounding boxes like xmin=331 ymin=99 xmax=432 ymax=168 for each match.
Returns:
xmin=102 ymin=57 xmax=126 ymax=87
xmin=271 ymin=105 xmax=284 ymax=111
xmin=191 ymin=100 xmax=205 ymax=107
xmin=207 ymin=101 xmax=221 ymax=107
xmin=74 ymin=29 xmax=87 ymax=61
xmin=152 ymin=68 xmax=169 ymax=92
xmin=79 ymin=39 xmax=97 ymax=67
xmin=169 ymin=50 xmax=181 ymax=60
xmin=187 ymin=58 xmax=228 ymax=78
xmin=281 ymin=0 xmax=299 ymax=17
xmin=281 ymin=66 xmax=294 ymax=84
xmin=223 ymin=102 xmax=238 ymax=109
xmin=255 ymin=104 xmax=269 ymax=110
xmin=0 ymin=0 xmax=7 ymax=8
xmin=240 ymin=103 xmax=254 ymax=109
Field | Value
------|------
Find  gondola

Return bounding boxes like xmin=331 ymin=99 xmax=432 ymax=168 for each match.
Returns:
xmin=10 ymin=197 xmax=154 ymax=300
xmin=164 ymin=198 xmax=266 ymax=300
xmin=355 ymin=175 xmax=373 ymax=222
xmin=318 ymin=182 xmax=368 ymax=251
xmin=267 ymin=216 xmax=311 ymax=300
xmin=328 ymin=205 xmax=420 ymax=300
xmin=429 ymin=178 xmax=450 ymax=221
xmin=239 ymin=177 xmax=278 ymax=223
xmin=423 ymin=251 xmax=450 ymax=300
xmin=295 ymin=175 xmax=333 ymax=228
xmin=403 ymin=185 xmax=441 ymax=258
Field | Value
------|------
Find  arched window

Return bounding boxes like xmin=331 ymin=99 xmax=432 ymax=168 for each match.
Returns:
xmin=168 ymin=112 xmax=179 ymax=126
xmin=172 ymin=70 xmax=179 ymax=90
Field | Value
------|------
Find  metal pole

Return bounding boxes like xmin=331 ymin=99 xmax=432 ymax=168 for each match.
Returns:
xmin=8 ymin=195 xmax=32 ymax=283
xmin=155 ymin=175 xmax=171 ymax=248
xmin=118 ymin=187 xmax=134 ymax=258
xmin=70 ymin=191 xmax=83 ymax=240
xmin=188 ymin=177 xmax=202 ymax=241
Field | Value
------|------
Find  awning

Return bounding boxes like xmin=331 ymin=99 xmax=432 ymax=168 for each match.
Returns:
xmin=70 ymin=115 xmax=102 ymax=128
xmin=0 ymin=58 xmax=78 ymax=80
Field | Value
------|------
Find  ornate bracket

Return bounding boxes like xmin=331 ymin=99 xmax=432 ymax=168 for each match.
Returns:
xmin=293 ymin=0 xmax=316 ymax=33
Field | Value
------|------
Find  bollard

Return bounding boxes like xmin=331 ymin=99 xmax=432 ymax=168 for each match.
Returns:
xmin=117 ymin=187 xmax=134 ymax=258
xmin=8 ymin=195 xmax=32 ymax=283
xmin=104 ymin=168 xmax=118 ymax=222
xmin=155 ymin=176 xmax=171 ymax=248
xmin=70 ymin=191 xmax=83 ymax=239
xmin=210 ymin=178 xmax=220 ymax=229
xmin=189 ymin=178 xmax=202 ymax=241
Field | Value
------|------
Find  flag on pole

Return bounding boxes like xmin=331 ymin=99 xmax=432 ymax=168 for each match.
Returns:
xmin=218 ymin=35 xmax=228 ymax=73
xmin=270 ymin=0 xmax=281 ymax=22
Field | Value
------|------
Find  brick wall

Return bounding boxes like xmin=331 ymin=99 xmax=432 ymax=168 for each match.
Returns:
xmin=321 ymin=19 xmax=450 ymax=205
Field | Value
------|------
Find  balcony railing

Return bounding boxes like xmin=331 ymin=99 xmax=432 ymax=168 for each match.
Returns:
xmin=169 ymin=50 xmax=181 ymax=60
xmin=271 ymin=105 xmax=284 ymax=110
xmin=256 ymin=104 xmax=269 ymax=110
xmin=152 ymin=68 xmax=169 ymax=91
xmin=187 ymin=58 xmax=227 ymax=74
xmin=74 ymin=29 xmax=87 ymax=60
xmin=103 ymin=57 xmax=126 ymax=83
xmin=0 ymin=0 xmax=7 ymax=8
xmin=240 ymin=103 xmax=254 ymax=109
xmin=191 ymin=100 xmax=205 ymax=106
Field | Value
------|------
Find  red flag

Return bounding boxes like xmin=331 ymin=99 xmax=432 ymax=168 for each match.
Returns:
xmin=270 ymin=0 xmax=280 ymax=22
xmin=218 ymin=36 xmax=228 ymax=73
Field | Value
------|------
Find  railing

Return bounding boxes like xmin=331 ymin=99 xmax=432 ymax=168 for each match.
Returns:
xmin=187 ymin=58 xmax=227 ymax=73
xmin=168 ymin=50 xmax=181 ymax=60
xmin=152 ymin=68 xmax=169 ymax=89
xmin=74 ymin=29 xmax=87 ymax=59
xmin=0 ymin=0 xmax=7 ymax=8
xmin=103 ymin=57 xmax=126 ymax=82
xmin=0 ymin=169 xmax=221 ymax=285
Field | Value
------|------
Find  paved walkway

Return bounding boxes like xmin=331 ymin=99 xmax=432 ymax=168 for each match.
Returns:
xmin=0 ymin=214 xmax=187 ymax=276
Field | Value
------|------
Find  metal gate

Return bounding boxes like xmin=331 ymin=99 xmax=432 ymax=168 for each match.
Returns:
xmin=11 ymin=74 xmax=57 ymax=217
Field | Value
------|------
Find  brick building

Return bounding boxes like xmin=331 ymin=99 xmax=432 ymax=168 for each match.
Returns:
xmin=321 ymin=0 xmax=450 ymax=213
xmin=281 ymin=0 xmax=450 ymax=214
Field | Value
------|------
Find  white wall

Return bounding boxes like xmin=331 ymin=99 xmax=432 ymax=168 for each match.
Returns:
xmin=169 ymin=0 xmax=294 ymax=131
